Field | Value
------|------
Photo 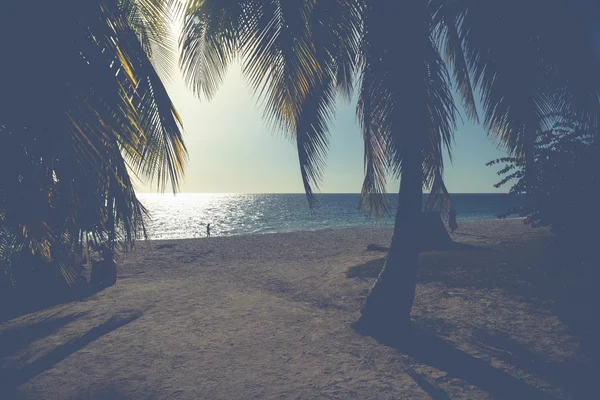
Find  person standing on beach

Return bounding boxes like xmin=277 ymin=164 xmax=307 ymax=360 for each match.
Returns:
xmin=206 ymin=223 xmax=211 ymax=237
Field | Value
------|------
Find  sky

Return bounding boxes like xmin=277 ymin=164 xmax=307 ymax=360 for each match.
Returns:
xmin=132 ymin=2 xmax=600 ymax=195
xmin=134 ymin=61 xmax=509 ymax=194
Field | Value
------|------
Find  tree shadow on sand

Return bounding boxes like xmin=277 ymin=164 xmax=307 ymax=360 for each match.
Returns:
xmin=72 ymin=387 xmax=132 ymax=400
xmin=0 ymin=312 xmax=87 ymax=360
xmin=346 ymin=257 xmax=386 ymax=279
xmin=471 ymin=326 xmax=598 ymax=399
xmin=0 ymin=310 xmax=142 ymax=397
xmin=406 ymin=368 xmax=452 ymax=400
xmin=356 ymin=323 xmax=559 ymax=400
xmin=350 ymin=241 xmax=492 ymax=279
xmin=1 ymin=282 xmax=115 ymax=323
xmin=416 ymin=234 xmax=600 ymax=365
xmin=355 ymin=236 xmax=599 ymax=397
xmin=366 ymin=244 xmax=389 ymax=252
xmin=367 ymin=241 xmax=491 ymax=254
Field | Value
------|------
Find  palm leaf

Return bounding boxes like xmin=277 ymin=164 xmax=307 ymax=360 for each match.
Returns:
xmin=432 ymin=1 xmax=478 ymax=122
xmin=180 ymin=0 xmax=247 ymax=99
xmin=459 ymin=0 xmax=554 ymax=156
xmin=180 ymin=0 xmax=362 ymax=207
xmin=0 ymin=0 xmax=183 ymax=287
xmin=357 ymin=0 xmax=456 ymax=214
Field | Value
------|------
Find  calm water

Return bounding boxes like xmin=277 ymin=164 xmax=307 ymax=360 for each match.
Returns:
xmin=137 ymin=193 xmax=524 ymax=240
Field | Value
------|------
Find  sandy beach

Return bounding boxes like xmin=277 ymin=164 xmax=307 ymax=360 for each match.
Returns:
xmin=0 ymin=219 xmax=593 ymax=399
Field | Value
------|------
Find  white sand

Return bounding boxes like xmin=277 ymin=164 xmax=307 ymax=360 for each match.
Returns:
xmin=0 ymin=220 xmax=589 ymax=399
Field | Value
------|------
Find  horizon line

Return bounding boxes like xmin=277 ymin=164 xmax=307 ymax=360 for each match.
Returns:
xmin=136 ymin=192 xmax=511 ymax=195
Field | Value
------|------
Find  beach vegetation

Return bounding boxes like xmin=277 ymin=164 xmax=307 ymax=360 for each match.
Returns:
xmin=489 ymin=116 xmax=600 ymax=325
xmin=0 ymin=0 xmax=186 ymax=317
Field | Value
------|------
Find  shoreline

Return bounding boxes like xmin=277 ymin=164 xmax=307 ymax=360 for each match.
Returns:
xmin=141 ymin=217 xmax=528 ymax=242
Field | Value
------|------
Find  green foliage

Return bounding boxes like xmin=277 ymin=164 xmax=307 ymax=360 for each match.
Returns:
xmin=489 ymin=117 xmax=599 ymax=258
xmin=490 ymin=117 xmax=600 ymax=339
xmin=0 ymin=0 xmax=187 ymax=306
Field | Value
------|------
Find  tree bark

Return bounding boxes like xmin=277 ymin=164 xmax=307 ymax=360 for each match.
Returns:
xmin=358 ymin=148 xmax=423 ymax=335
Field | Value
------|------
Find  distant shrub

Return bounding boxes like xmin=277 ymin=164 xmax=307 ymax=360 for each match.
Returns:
xmin=488 ymin=116 xmax=599 ymax=271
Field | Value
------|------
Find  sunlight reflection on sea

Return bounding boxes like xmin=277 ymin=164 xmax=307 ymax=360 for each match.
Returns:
xmin=137 ymin=193 xmax=524 ymax=240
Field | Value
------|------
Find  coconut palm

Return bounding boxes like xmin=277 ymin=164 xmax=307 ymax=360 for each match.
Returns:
xmin=362 ymin=0 xmax=599 ymax=332
xmin=455 ymin=0 xmax=600 ymax=200
xmin=0 ymin=0 xmax=187 ymax=292
xmin=178 ymin=0 xmax=453 ymax=333
xmin=178 ymin=0 xmax=600 ymax=334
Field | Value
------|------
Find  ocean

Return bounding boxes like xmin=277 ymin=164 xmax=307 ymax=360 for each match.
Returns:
xmin=137 ymin=193 xmax=524 ymax=240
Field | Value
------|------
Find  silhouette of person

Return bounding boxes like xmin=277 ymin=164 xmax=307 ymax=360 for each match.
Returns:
xmin=448 ymin=209 xmax=458 ymax=233
xmin=206 ymin=223 xmax=211 ymax=237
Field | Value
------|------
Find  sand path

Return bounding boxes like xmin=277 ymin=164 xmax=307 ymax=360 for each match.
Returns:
xmin=1 ymin=220 xmax=591 ymax=399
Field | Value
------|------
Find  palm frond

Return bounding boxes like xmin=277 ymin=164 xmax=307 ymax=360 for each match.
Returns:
xmin=356 ymin=0 xmax=456 ymax=214
xmin=0 ymin=0 xmax=183 ymax=287
xmin=78 ymin=1 xmax=188 ymax=193
xmin=240 ymin=0 xmax=321 ymax=133
xmin=311 ymin=0 xmax=362 ymax=101
xmin=180 ymin=0 xmax=246 ymax=99
xmin=459 ymin=0 xmax=553 ymax=156
xmin=357 ymin=70 xmax=390 ymax=217
xmin=115 ymin=24 xmax=188 ymax=192
xmin=422 ymin=39 xmax=457 ymax=188
xmin=425 ymin=171 xmax=453 ymax=220
xmin=294 ymin=75 xmax=336 ymax=208
xmin=120 ymin=0 xmax=181 ymax=79
xmin=536 ymin=1 xmax=600 ymax=131
xmin=293 ymin=0 xmax=362 ymax=207
xmin=180 ymin=0 xmax=360 ymax=207
xmin=433 ymin=1 xmax=478 ymax=122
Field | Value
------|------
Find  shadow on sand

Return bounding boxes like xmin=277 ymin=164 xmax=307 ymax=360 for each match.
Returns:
xmin=357 ymin=323 xmax=559 ymax=400
xmin=471 ymin=326 xmax=598 ymax=399
xmin=366 ymin=244 xmax=389 ymax=252
xmin=367 ymin=241 xmax=491 ymax=254
xmin=346 ymin=257 xmax=386 ymax=279
xmin=354 ymin=235 xmax=599 ymax=398
xmin=1 ymin=282 xmax=114 ymax=323
xmin=0 ymin=312 xmax=87 ymax=360
xmin=0 ymin=310 xmax=142 ymax=397
xmin=406 ymin=368 xmax=452 ymax=400
xmin=350 ymin=241 xmax=492 ymax=279
xmin=71 ymin=387 xmax=132 ymax=400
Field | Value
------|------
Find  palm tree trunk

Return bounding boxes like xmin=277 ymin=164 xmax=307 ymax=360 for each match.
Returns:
xmin=358 ymin=148 xmax=423 ymax=335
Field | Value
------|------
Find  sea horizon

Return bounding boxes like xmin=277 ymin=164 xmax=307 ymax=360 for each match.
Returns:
xmin=137 ymin=192 xmax=509 ymax=195
xmin=137 ymin=193 xmax=524 ymax=240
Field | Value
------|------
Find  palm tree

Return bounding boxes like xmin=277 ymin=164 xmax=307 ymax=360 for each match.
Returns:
xmin=178 ymin=0 xmax=453 ymax=333
xmin=0 ymin=0 xmax=187 ymax=292
xmin=178 ymin=0 xmax=600 ymax=334
xmin=455 ymin=0 xmax=600 ymax=201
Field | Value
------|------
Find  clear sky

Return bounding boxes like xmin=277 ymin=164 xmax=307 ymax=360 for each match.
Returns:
xmin=132 ymin=2 xmax=600 ymax=195
xmin=134 ymin=61 xmax=510 ymax=194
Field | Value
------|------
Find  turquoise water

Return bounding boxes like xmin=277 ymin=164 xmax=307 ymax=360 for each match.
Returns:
xmin=137 ymin=193 xmax=524 ymax=240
